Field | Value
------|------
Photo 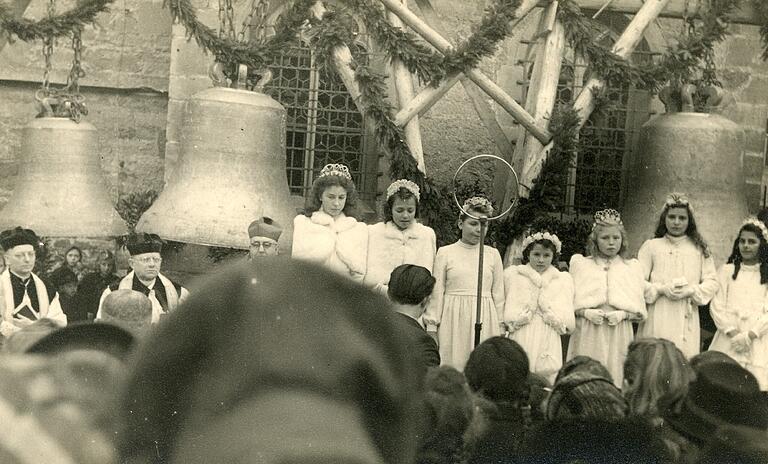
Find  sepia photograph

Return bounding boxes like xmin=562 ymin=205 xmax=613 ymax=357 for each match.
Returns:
xmin=0 ymin=0 xmax=767 ymax=462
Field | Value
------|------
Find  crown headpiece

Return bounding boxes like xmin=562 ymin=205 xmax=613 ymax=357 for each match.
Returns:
xmin=318 ymin=163 xmax=352 ymax=180
xmin=462 ymin=196 xmax=494 ymax=216
xmin=386 ymin=179 xmax=420 ymax=202
xmin=593 ymin=209 xmax=623 ymax=227
xmin=741 ymin=216 xmax=768 ymax=242
xmin=665 ymin=192 xmax=693 ymax=212
xmin=522 ymin=231 xmax=562 ymax=254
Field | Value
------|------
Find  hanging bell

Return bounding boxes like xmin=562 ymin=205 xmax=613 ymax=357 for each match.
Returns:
xmin=622 ymin=96 xmax=747 ymax=263
xmin=136 ymin=65 xmax=296 ymax=249
xmin=0 ymin=116 xmax=128 ymax=236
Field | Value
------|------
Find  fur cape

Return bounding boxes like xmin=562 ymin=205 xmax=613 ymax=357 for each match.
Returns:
xmin=292 ymin=211 xmax=368 ymax=281
xmin=569 ymin=254 xmax=647 ymax=318
xmin=503 ymin=264 xmax=575 ymax=334
xmin=363 ymin=221 xmax=436 ymax=289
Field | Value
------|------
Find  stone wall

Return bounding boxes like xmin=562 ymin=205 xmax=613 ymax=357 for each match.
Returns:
xmin=2 ymin=0 xmax=768 ymax=239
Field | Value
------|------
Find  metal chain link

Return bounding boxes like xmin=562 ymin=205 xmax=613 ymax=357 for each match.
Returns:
xmin=225 ymin=0 xmax=235 ymax=40
xmin=218 ymin=0 xmax=226 ymax=38
xmin=239 ymin=0 xmax=269 ymax=43
xmin=40 ymin=0 xmax=56 ymax=93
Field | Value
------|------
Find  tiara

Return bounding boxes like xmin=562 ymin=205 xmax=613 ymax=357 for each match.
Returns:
xmin=462 ymin=196 xmax=494 ymax=216
xmin=594 ymin=209 xmax=623 ymax=226
xmin=522 ymin=231 xmax=562 ymax=254
xmin=742 ymin=217 xmax=768 ymax=242
xmin=318 ymin=163 xmax=352 ymax=180
xmin=386 ymin=179 xmax=420 ymax=202
xmin=665 ymin=192 xmax=694 ymax=212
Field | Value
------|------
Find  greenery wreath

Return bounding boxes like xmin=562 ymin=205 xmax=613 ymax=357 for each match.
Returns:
xmin=0 ymin=0 xmax=112 ymax=41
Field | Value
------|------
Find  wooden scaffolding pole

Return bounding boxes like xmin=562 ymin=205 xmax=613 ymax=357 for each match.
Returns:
xmin=379 ymin=0 xmax=552 ymax=144
xmin=518 ymin=0 xmax=671 ymax=199
xmin=512 ymin=1 xmax=567 ymax=199
xmin=387 ymin=0 xmax=426 ymax=173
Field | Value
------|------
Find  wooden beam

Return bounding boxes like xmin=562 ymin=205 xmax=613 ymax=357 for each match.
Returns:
xmin=575 ymin=0 xmax=762 ymax=26
xmin=514 ymin=2 xmax=567 ymax=200
xmin=387 ymin=0 xmax=426 ymax=173
xmin=379 ymin=0 xmax=552 ymax=144
xmin=412 ymin=0 xmax=518 ymax=202
xmin=572 ymin=0 xmax=670 ymax=128
xmin=393 ymin=73 xmax=461 ymax=127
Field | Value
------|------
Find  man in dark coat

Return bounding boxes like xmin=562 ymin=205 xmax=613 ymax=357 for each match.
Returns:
xmin=388 ymin=264 xmax=440 ymax=370
xmin=0 ymin=227 xmax=67 ymax=338
xmin=96 ymin=233 xmax=188 ymax=323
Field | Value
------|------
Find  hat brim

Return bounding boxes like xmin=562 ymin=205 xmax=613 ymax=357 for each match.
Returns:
xmin=26 ymin=322 xmax=136 ymax=361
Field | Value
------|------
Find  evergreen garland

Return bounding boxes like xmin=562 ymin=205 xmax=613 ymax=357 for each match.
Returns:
xmin=0 ymin=0 xmax=113 ymax=41
xmin=752 ymin=0 xmax=768 ymax=60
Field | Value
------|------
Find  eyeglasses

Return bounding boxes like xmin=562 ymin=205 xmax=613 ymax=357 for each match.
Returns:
xmin=250 ymin=241 xmax=276 ymax=250
xmin=133 ymin=256 xmax=162 ymax=264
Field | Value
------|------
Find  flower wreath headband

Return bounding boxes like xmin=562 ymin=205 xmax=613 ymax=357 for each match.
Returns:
xmin=742 ymin=217 xmax=768 ymax=242
xmin=386 ymin=179 xmax=420 ymax=202
xmin=522 ymin=231 xmax=562 ymax=254
xmin=462 ymin=196 xmax=494 ymax=216
xmin=665 ymin=192 xmax=694 ymax=213
xmin=318 ymin=163 xmax=352 ymax=181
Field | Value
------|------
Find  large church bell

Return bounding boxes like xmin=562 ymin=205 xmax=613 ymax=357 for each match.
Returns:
xmin=136 ymin=64 xmax=296 ymax=249
xmin=0 ymin=27 xmax=128 ymax=237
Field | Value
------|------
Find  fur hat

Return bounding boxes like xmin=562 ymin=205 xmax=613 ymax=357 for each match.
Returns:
xmin=125 ymin=232 xmax=163 ymax=255
xmin=117 ymin=258 xmax=423 ymax=464
xmin=464 ymin=336 xmax=529 ymax=403
xmin=247 ymin=217 xmax=283 ymax=241
xmin=0 ymin=227 xmax=41 ymax=251
xmin=665 ymin=362 xmax=768 ymax=444
xmin=547 ymin=371 xmax=627 ymax=420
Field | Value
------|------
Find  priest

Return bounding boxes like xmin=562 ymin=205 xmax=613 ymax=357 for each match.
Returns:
xmin=97 ymin=233 xmax=189 ymax=323
xmin=0 ymin=227 xmax=67 ymax=337
xmin=248 ymin=217 xmax=283 ymax=259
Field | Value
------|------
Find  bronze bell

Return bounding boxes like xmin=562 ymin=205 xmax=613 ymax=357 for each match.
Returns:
xmin=0 ymin=117 xmax=128 ymax=236
xmin=136 ymin=66 xmax=296 ymax=249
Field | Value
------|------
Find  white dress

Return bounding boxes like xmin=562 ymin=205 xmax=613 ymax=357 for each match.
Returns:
xmin=567 ymin=254 xmax=647 ymax=386
xmin=503 ymin=264 xmax=575 ymax=383
xmin=708 ymin=263 xmax=768 ymax=389
xmin=363 ymin=221 xmax=436 ymax=293
xmin=423 ymin=240 xmax=505 ymax=370
xmin=637 ymin=235 xmax=719 ymax=358
xmin=292 ymin=211 xmax=368 ymax=283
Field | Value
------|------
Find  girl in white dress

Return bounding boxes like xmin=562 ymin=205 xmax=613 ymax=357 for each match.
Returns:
xmin=708 ymin=217 xmax=768 ymax=389
xmin=292 ymin=164 xmax=368 ymax=283
xmin=503 ymin=231 xmax=575 ymax=383
xmin=637 ymin=193 xmax=719 ymax=358
xmin=567 ymin=209 xmax=647 ymax=386
xmin=423 ymin=197 xmax=505 ymax=370
xmin=364 ymin=179 xmax=436 ymax=294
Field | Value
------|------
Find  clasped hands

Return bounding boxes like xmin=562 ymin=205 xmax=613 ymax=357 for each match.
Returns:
xmin=582 ymin=309 xmax=628 ymax=326
xmin=660 ymin=281 xmax=695 ymax=301
xmin=727 ymin=330 xmax=753 ymax=354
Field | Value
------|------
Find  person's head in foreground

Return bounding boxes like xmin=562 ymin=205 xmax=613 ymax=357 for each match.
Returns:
xmin=99 ymin=289 xmax=153 ymax=336
xmin=547 ymin=371 xmax=628 ymax=420
xmin=623 ymin=337 xmax=694 ymax=418
xmin=517 ymin=416 xmax=670 ymax=464
xmin=664 ymin=361 xmax=768 ymax=446
xmin=388 ymin=264 xmax=435 ymax=309
xmin=118 ymin=257 xmax=422 ymax=464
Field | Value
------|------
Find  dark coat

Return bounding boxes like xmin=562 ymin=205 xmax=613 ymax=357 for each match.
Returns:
xmin=393 ymin=312 xmax=440 ymax=370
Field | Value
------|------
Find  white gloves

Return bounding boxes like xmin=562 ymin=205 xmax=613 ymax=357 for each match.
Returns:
xmin=731 ymin=332 xmax=752 ymax=353
xmin=582 ymin=309 xmax=605 ymax=325
xmin=605 ymin=310 xmax=629 ymax=326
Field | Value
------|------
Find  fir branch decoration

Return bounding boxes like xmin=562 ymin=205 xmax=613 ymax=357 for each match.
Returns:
xmin=755 ymin=0 xmax=768 ymax=60
xmin=441 ymin=0 xmax=522 ymax=77
xmin=0 ymin=0 xmax=113 ymax=41
xmin=345 ymin=0 xmax=446 ymax=84
xmin=164 ymin=0 xmax=314 ymax=72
